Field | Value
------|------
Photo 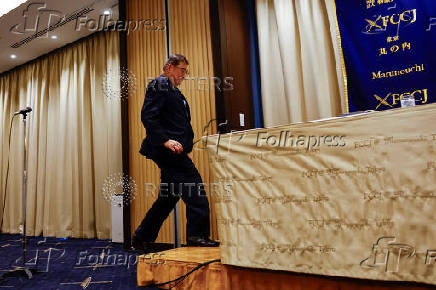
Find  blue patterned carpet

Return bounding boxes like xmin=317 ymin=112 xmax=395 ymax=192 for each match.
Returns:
xmin=0 ymin=234 xmax=159 ymax=289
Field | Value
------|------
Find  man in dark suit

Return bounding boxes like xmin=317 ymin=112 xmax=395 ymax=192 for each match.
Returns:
xmin=133 ymin=54 xmax=219 ymax=252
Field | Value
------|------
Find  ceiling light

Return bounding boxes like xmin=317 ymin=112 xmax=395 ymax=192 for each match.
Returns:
xmin=103 ymin=10 xmax=111 ymax=15
xmin=0 ymin=0 xmax=27 ymax=18
xmin=51 ymin=35 xmax=58 ymax=40
xmin=10 ymin=54 xmax=17 ymax=59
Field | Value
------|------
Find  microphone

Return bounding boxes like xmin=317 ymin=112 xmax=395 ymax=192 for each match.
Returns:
xmin=14 ymin=106 xmax=32 ymax=115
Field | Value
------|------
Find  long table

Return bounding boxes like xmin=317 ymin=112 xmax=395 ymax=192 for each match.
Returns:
xmin=205 ymin=104 xmax=436 ymax=285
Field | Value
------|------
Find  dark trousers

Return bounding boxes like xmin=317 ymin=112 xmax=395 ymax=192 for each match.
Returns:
xmin=134 ymin=153 xmax=211 ymax=242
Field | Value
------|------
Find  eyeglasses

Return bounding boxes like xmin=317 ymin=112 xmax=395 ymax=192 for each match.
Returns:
xmin=175 ymin=65 xmax=189 ymax=76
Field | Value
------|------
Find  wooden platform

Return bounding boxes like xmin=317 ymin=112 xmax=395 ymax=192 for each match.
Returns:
xmin=137 ymin=247 xmax=435 ymax=290
xmin=137 ymin=247 xmax=222 ymax=289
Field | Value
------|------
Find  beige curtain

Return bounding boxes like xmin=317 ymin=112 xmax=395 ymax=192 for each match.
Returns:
xmin=256 ymin=0 xmax=347 ymax=126
xmin=0 ymin=31 xmax=122 ymax=239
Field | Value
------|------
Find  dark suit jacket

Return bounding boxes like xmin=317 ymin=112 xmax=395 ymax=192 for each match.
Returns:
xmin=139 ymin=75 xmax=194 ymax=160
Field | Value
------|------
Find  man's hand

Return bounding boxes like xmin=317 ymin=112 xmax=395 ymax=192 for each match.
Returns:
xmin=164 ymin=140 xmax=183 ymax=154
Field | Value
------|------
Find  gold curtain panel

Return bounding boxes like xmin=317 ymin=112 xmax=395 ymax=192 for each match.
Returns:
xmin=126 ymin=0 xmax=170 ymax=243
xmin=206 ymin=104 xmax=436 ymax=285
xmin=0 ymin=31 xmax=122 ymax=239
xmin=127 ymin=0 xmax=218 ymax=243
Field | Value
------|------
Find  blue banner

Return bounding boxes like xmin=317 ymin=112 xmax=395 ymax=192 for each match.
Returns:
xmin=334 ymin=0 xmax=436 ymax=112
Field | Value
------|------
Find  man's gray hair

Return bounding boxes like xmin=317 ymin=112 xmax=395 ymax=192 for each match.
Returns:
xmin=163 ymin=54 xmax=189 ymax=71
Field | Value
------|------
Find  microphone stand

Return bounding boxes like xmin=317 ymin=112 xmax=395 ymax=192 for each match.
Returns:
xmin=0 ymin=111 xmax=39 ymax=281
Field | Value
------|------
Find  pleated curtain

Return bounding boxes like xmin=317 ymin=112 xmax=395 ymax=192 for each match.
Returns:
xmin=0 ymin=31 xmax=122 ymax=239
xmin=256 ymin=0 xmax=347 ymax=126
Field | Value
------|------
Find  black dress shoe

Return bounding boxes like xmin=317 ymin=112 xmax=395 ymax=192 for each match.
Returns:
xmin=186 ymin=236 xmax=220 ymax=247
xmin=131 ymin=236 xmax=151 ymax=254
